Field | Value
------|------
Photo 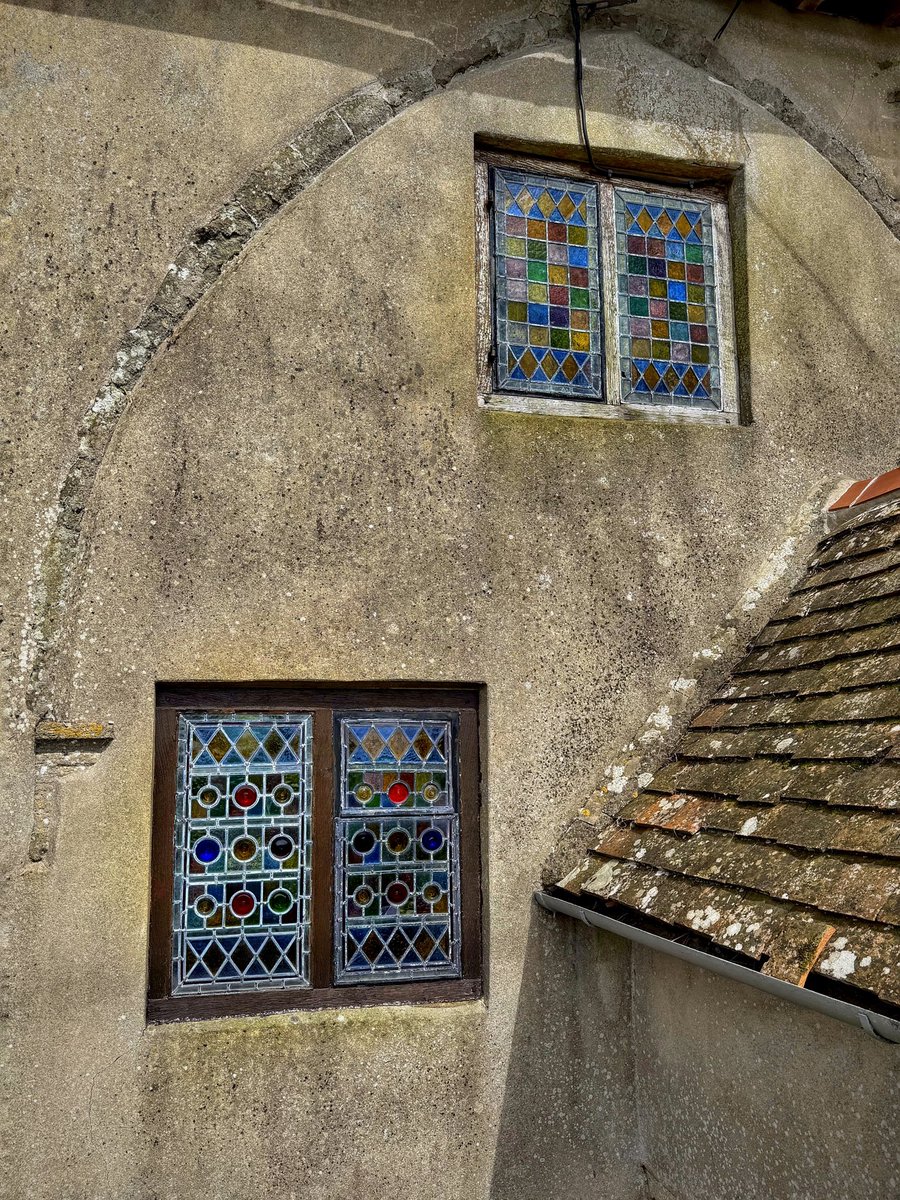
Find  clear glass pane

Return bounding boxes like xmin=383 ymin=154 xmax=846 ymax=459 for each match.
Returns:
xmin=492 ymin=167 xmax=604 ymax=401
xmin=172 ymin=712 xmax=313 ymax=994
xmin=334 ymin=716 xmax=461 ymax=983
xmin=614 ymin=186 xmax=722 ymax=410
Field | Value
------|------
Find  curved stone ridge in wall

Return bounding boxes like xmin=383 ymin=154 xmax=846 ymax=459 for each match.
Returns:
xmin=26 ymin=0 xmax=900 ymax=708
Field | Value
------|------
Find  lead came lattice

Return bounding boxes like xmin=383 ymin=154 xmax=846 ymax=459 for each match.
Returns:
xmin=615 ymin=186 xmax=722 ymax=409
xmin=492 ymin=166 xmax=603 ymax=399
xmin=335 ymin=716 xmax=461 ymax=983
xmin=172 ymin=712 xmax=313 ymax=994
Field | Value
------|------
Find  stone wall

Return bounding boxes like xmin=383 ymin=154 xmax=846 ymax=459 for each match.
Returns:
xmin=2 ymin=2 xmax=898 ymax=1197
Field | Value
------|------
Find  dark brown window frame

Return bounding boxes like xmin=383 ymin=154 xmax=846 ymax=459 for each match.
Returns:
xmin=148 ymin=682 xmax=484 ymax=1023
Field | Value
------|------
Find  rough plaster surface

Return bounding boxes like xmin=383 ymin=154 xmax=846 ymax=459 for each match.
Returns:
xmin=11 ymin=0 xmax=899 ymax=721
xmin=2 ymin=3 xmax=899 ymax=1198
xmin=633 ymin=951 xmax=900 ymax=1200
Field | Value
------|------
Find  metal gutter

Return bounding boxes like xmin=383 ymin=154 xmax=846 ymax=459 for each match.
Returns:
xmin=535 ymin=890 xmax=900 ymax=1044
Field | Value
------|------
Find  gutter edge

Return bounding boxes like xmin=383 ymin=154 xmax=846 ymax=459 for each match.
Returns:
xmin=534 ymin=890 xmax=900 ymax=1044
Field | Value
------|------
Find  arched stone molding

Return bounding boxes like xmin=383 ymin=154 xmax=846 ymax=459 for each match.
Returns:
xmin=23 ymin=0 xmax=898 ymax=711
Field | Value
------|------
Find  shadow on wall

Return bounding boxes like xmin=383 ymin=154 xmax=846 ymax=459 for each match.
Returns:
xmin=630 ymin=949 xmax=900 ymax=1200
xmin=7 ymin=0 xmax=460 ymax=67
xmin=489 ymin=904 xmax=644 ymax=1200
xmin=494 ymin=917 xmax=900 ymax=1200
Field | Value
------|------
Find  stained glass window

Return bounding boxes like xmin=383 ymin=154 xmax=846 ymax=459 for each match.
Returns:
xmin=479 ymin=155 xmax=738 ymax=420
xmin=614 ymin=187 xmax=721 ymax=409
xmin=151 ymin=686 xmax=482 ymax=1019
xmin=171 ymin=712 xmax=313 ymax=994
xmin=334 ymin=716 xmax=460 ymax=982
xmin=492 ymin=166 xmax=603 ymax=399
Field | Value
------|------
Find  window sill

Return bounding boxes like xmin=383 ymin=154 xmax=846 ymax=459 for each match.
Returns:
xmin=148 ymin=976 xmax=483 ymax=1023
xmin=478 ymin=391 xmax=743 ymax=425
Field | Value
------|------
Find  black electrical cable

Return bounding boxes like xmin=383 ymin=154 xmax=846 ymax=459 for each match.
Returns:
xmin=570 ymin=0 xmax=599 ymax=171
xmin=712 ymin=0 xmax=744 ymax=41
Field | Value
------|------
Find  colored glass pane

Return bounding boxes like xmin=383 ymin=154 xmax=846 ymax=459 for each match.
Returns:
xmin=172 ymin=712 xmax=313 ymax=994
xmin=492 ymin=167 xmax=603 ymax=400
xmin=335 ymin=716 xmax=461 ymax=983
xmin=614 ymin=186 xmax=722 ymax=409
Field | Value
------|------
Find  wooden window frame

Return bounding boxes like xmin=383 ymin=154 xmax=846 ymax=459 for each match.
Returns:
xmin=475 ymin=148 xmax=742 ymax=426
xmin=148 ymin=682 xmax=483 ymax=1023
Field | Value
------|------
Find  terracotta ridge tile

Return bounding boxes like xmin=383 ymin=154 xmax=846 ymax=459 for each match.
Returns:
xmin=829 ymin=479 xmax=872 ymax=511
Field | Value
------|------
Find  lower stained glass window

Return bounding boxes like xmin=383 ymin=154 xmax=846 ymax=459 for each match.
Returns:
xmin=150 ymin=686 xmax=481 ymax=1019
xmin=335 ymin=716 xmax=460 ymax=982
xmin=172 ymin=712 xmax=313 ymax=994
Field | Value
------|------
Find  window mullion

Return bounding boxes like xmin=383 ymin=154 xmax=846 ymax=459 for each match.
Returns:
xmin=598 ymin=179 xmax=622 ymax=407
xmin=310 ymin=706 xmax=336 ymax=990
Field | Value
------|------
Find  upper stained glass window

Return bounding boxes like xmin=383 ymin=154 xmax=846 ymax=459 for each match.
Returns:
xmin=335 ymin=717 xmax=459 ymax=982
xmin=615 ymin=187 xmax=720 ymax=409
xmin=150 ymin=686 xmax=481 ymax=1020
xmin=478 ymin=154 xmax=738 ymax=421
xmin=492 ymin=166 xmax=603 ymax=399
xmin=172 ymin=713 xmax=313 ymax=994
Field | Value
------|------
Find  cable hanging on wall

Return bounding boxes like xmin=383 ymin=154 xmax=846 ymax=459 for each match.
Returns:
xmin=569 ymin=0 xmax=600 ymax=171
xmin=569 ymin=1 xmax=637 ymax=170
xmin=570 ymin=0 xmax=743 ymax=172
xmin=712 ymin=0 xmax=745 ymax=42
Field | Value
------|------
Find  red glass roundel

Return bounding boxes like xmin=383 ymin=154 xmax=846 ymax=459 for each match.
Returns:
xmin=233 ymin=784 xmax=257 ymax=810
xmin=231 ymin=890 xmax=256 ymax=918
xmin=387 ymin=781 xmax=410 ymax=806
xmin=385 ymin=880 xmax=410 ymax=906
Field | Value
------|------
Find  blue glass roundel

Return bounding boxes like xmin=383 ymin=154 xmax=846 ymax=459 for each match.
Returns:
xmin=195 ymin=836 xmax=222 ymax=864
xmin=421 ymin=827 xmax=444 ymax=853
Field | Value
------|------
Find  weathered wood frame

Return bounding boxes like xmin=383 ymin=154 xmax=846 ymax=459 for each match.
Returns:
xmin=475 ymin=149 xmax=741 ymax=425
xmin=148 ymin=682 xmax=484 ymax=1022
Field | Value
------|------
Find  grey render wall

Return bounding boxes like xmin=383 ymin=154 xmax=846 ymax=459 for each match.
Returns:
xmin=1 ymin=3 xmax=898 ymax=1199
xmin=632 ymin=952 xmax=900 ymax=1200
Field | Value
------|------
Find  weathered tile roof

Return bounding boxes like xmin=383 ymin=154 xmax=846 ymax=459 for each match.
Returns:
xmin=558 ymin=495 xmax=900 ymax=1012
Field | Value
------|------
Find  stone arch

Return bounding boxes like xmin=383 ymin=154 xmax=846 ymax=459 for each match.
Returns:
xmin=24 ymin=2 xmax=898 ymax=709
